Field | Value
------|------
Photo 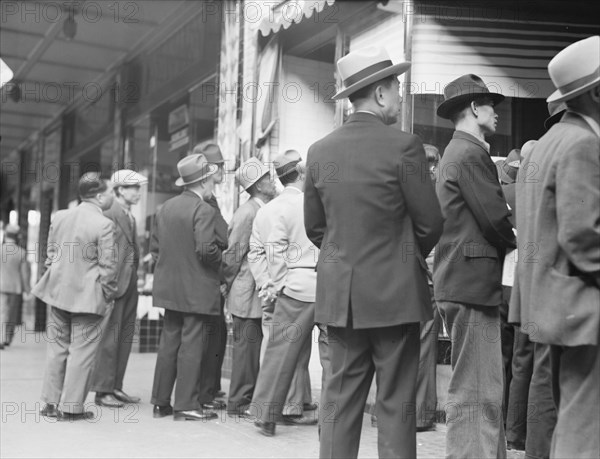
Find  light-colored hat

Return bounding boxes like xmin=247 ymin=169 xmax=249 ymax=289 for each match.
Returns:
xmin=547 ymin=36 xmax=600 ymax=103
xmin=174 ymin=154 xmax=218 ymax=187
xmin=192 ymin=143 xmax=224 ymax=165
xmin=235 ymin=157 xmax=270 ymax=191
xmin=3 ymin=224 xmax=20 ymax=236
xmin=111 ymin=169 xmax=148 ymax=187
xmin=496 ymin=149 xmax=522 ymax=184
xmin=437 ymin=74 xmax=505 ymax=119
xmin=273 ymin=150 xmax=302 ymax=178
xmin=333 ymin=46 xmax=411 ymax=100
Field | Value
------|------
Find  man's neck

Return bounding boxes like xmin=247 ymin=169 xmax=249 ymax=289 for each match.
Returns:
xmin=455 ymin=120 xmax=486 ymax=143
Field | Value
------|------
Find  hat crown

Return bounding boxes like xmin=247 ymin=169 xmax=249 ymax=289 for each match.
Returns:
xmin=193 ymin=143 xmax=224 ymax=164
xmin=337 ymin=46 xmax=393 ymax=84
xmin=443 ymin=74 xmax=494 ymax=101
xmin=235 ymin=157 xmax=270 ymax=191
xmin=111 ymin=169 xmax=147 ymax=186
xmin=176 ymin=154 xmax=216 ymax=186
xmin=548 ymin=36 xmax=600 ymax=93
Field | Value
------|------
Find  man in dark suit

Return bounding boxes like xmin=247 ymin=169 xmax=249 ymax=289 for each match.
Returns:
xmin=34 ymin=172 xmax=118 ymax=421
xmin=304 ymin=46 xmax=443 ymax=459
xmin=149 ymin=153 xmax=227 ymax=421
xmin=510 ymin=36 xmax=600 ymax=458
xmin=92 ymin=169 xmax=147 ymax=408
xmin=434 ymin=74 xmax=516 ymax=458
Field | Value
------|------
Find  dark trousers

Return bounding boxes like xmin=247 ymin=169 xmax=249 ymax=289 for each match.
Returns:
xmin=506 ymin=328 xmax=534 ymax=447
xmin=91 ymin=274 xmax=138 ymax=393
xmin=227 ymin=315 xmax=262 ymax=413
xmin=525 ymin=343 xmax=556 ymax=459
xmin=500 ymin=286 xmax=515 ymax=421
xmin=416 ymin=284 xmax=440 ymax=428
xmin=212 ymin=297 xmax=227 ymax=395
xmin=320 ymin=322 xmax=420 ymax=459
xmin=550 ymin=342 xmax=599 ymax=458
xmin=0 ymin=292 xmax=21 ymax=345
xmin=151 ymin=309 xmax=214 ymax=411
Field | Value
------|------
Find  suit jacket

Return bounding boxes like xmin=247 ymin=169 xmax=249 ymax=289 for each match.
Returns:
xmin=104 ymin=200 xmax=138 ymax=298
xmin=304 ymin=112 xmax=444 ymax=328
xmin=32 ymin=202 xmax=118 ymax=315
xmin=0 ymin=241 xmax=30 ymax=294
xmin=222 ymin=198 xmax=262 ymax=319
xmin=510 ymin=112 xmax=600 ymax=346
xmin=206 ymin=194 xmax=229 ymax=283
xmin=150 ymin=190 xmax=226 ymax=315
xmin=433 ymin=130 xmax=516 ymax=306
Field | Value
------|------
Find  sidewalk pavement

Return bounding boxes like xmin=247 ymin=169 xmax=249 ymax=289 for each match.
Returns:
xmin=0 ymin=326 xmax=524 ymax=458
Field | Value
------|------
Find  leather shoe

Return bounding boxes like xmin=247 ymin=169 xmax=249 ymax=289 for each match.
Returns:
xmin=507 ymin=441 xmax=525 ymax=451
xmin=95 ymin=393 xmax=124 ymax=408
xmin=153 ymin=404 xmax=173 ymax=418
xmin=254 ymin=419 xmax=276 ymax=436
xmin=215 ymin=390 xmax=226 ymax=398
xmin=58 ymin=411 xmax=95 ymax=421
xmin=173 ymin=409 xmax=218 ymax=421
xmin=416 ymin=424 xmax=436 ymax=432
xmin=282 ymin=414 xmax=318 ymax=426
xmin=113 ymin=389 xmax=140 ymax=404
xmin=303 ymin=402 xmax=318 ymax=411
xmin=201 ymin=399 xmax=226 ymax=410
xmin=40 ymin=403 xmax=59 ymax=418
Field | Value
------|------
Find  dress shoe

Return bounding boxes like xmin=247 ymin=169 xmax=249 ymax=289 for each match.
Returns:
xmin=254 ymin=419 xmax=276 ymax=436
xmin=173 ymin=409 xmax=218 ymax=421
xmin=113 ymin=389 xmax=141 ymax=404
xmin=201 ymin=399 xmax=226 ymax=410
xmin=303 ymin=402 xmax=318 ymax=411
xmin=58 ymin=411 xmax=95 ymax=421
xmin=507 ymin=440 xmax=525 ymax=451
xmin=153 ymin=404 xmax=173 ymax=418
xmin=0 ymin=343 xmax=4 ymax=350
xmin=215 ymin=390 xmax=226 ymax=398
xmin=282 ymin=414 xmax=318 ymax=426
xmin=416 ymin=424 xmax=436 ymax=432
xmin=40 ymin=403 xmax=59 ymax=418
xmin=95 ymin=393 xmax=124 ymax=408
xmin=226 ymin=404 xmax=250 ymax=417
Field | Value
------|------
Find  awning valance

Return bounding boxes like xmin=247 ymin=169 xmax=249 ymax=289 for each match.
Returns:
xmin=256 ymin=0 xmax=336 ymax=37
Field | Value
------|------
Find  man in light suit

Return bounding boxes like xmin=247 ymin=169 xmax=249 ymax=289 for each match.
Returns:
xmin=0 ymin=224 xmax=30 ymax=349
xmin=150 ymin=154 xmax=226 ymax=421
xmin=34 ymin=172 xmax=118 ymax=421
xmin=434 ymin=74 xmax=516 ymax=459
xmin=222 ymin=158 xmax=276 ymax=415
xmin=510 ymin=36 xmax=600 ymax=458
xmin=92 ymin=169 xmax=147 ymax=408
xmin=304 ymin=47 xmax=443 ymax=458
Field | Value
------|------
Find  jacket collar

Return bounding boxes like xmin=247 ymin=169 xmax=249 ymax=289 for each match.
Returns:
xmin=453 ymin=130 xmax=490 ymax=153
xmin=346 ymin=111 xmax=385 ymax=125
xmin=183 ymin=189 xmax=204 ymax=201
xmin=79 ymin=201 xmax=103 ymax=214
xmin=564 ymin=111 xmax=600 ymax=137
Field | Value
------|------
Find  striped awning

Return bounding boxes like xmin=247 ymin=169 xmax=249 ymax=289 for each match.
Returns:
xmin=256 ymin=0 xmax=336 ymax=37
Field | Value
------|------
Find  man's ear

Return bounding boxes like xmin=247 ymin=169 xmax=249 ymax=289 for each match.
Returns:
xmin=374 ymin=85 xmax=386 ymax=107
xmin=470 ymin=101 xmax=479 ymax=116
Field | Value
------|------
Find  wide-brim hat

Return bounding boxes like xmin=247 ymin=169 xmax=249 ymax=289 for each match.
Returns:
xmin=333 ymin=46 xmax=411 ymax=100
xmin=273 ymin=150 xmax=302 ymax=178
xmin=111 ymin=169 xmax=148 ymax=187
xmin=437 ymin=74 xmax=505 ymax=120
xmin=193 ymin=142 xmax=224 ymax=165
xmin=547 ymin=36 xmax=600 ymax=103
xmin=175 ymin=154 xmax=218 ymax=187
xmin=496 ymin=148 xmax=522 ymax=184
xmin=235 ymin=157 xmax=270 ymax=191
xmin=543 ymin=101 xmax=568 ymax=130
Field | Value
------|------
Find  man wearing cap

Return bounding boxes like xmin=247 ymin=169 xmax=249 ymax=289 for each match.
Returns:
xmin=221 ymin=157 xmax=276 ymax=416
xmin=193 ymin=142 xmax=229 ymax=407
xmin=433 ymin=73 xmax=516 ymax=458
xmin=510 ymin=35 xmax=600 ymax=457
xmin=250 ymin=150 xmax=327 ymax=435
xmin=304 ymin=47 xmax=443 ymax=458
xmin=91 ymin=169 xmax=147 ymax=408
xmin=35 ymin=172 xmax=118 ymax=421
xmin=149 ymin=154 xmax=226 ymax=421
xmin=0 ymin=224 xmax=30 ymax=349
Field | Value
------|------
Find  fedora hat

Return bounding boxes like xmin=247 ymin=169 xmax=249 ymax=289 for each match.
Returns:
xmin=111 ymin=169 xmax=148 ymax=187
xmin=547 ymin=36 xmax=600 ymax=103
xmin=174 ymin=154 xmax=218 ymax=187
xmin=332 ymin=46 xmax=411 ymax=100
xmin=437 ymin=74 xmax=505 ymax=120
xmin=544 ymin=101 xmax=568 ymax=130
xmin=496 ymin=149 xmax=522 ymax=184
xmin=193 ymin=143 xmax=224 ymax=165
xmin=273 ymin=150 xmax=302 ymax=178
xmin=235 ymin=157 xmax=270 ymax=191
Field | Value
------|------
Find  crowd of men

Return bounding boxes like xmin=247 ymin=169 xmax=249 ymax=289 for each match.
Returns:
xmin=0 ymin=34 xmax=595 ymax=459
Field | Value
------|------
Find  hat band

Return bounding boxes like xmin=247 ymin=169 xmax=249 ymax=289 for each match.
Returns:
xmin=556 ymin=66 xmax=600 ymax=95
xmin=343 ymin=60 xmax=393 ymax=87
xmin=180 ymin=167 xmax=209 ymax=184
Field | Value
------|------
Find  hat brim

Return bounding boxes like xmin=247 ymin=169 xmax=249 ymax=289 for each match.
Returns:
xmin=546 ymin=77 xmax=600 ymax=103
xmin=174 ymin=164 xmax=219 ymax=187
xmin=239 ymin=170 xmax=270 ymax=191
xmin=332 ymin=62 xmax=411 ymax=101
xmin=437 ymin=93 xmax=505 ymax=120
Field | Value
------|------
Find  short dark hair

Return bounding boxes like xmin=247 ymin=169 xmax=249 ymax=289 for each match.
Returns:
xmin=348 ymin=75 xmax=396 ymax=104
xmin=79 ymin=172 xmax=108 ymax=199
xmin=279 ymin=169 xmax=300 ymax=186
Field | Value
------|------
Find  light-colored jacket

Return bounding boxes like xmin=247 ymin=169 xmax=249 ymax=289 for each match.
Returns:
xmin=250 ymin=187 xmax=318 ymax=303
xmin=0 ymin=239 xmax=30 ymax=294
xmin=32 ymin=202 xmax=118 ymax=315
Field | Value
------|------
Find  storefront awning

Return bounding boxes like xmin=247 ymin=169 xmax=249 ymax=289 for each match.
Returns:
xmin=256 ymin=0 xmax=336 ymax=37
